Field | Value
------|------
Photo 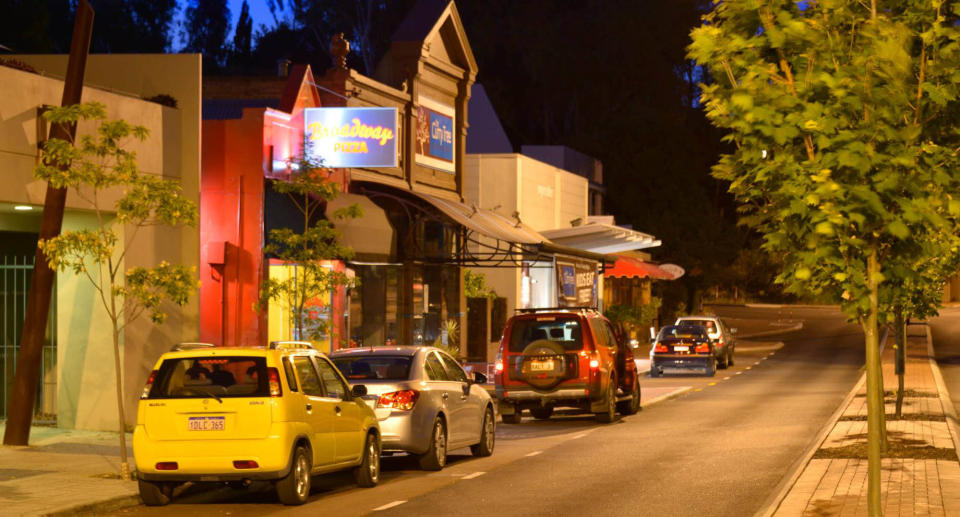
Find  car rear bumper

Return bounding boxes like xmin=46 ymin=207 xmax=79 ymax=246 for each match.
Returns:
xmin=652 ymin=355 xmax=713 ymax=371
xmin=495 ymin=385 xmax=596 ymax=412
xmin=378 ymin=410 xmax=433 ymax=454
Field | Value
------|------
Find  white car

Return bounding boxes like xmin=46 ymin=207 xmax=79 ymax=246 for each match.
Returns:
xmin=674 ymin=315 xmax=737 ymax=369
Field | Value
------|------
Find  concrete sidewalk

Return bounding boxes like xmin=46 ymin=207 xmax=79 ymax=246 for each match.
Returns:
xmin=0 ymin=424 xmax=138 ymax=516
xmin=766 ymin=325 xmax=960 ymax=516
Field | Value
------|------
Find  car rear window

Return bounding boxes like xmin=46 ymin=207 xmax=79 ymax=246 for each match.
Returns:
xmin=658 ymin=325 xmax=709 ymax=341
xmin=508 ymin=317 xmax=583 ymax=353
xmin=148 ymin=356 xmax=269 ymax=399
xmin=679 ymin=319 xmax=719 ymax=333
xmin=331 ymin=356 xmax=413 ymax=381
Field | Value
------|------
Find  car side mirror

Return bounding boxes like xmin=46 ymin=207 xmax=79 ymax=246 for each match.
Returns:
xmin=351 ymin=384 xmax=368 ymax=398
xmin=649 ymin=327 xmax=657 ymax=341
xmin=472 ymin=371 xmax=487 ymax=384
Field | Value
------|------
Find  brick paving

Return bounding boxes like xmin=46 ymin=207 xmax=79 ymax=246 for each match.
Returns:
xmin=772 ymin=326 xmax=960 ymax=516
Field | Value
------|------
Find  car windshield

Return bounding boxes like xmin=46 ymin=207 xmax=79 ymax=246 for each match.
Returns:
xmin=508 ymin=317 xmax=583 ymax=353
xmin=658 ymin=325 xmax=708 ymax=341
xmin=332 ymin=356 xmax=413 ymax=381
xmin=148 ymin=356 xmax=268 ymax=399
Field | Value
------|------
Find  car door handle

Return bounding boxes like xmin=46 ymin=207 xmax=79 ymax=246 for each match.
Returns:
xmin=305 ymin=403 xmax=312 ymax=411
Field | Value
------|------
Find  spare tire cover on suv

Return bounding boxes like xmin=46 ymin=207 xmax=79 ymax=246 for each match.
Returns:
xmin=520 ymin=339 xmax=568 ymax=389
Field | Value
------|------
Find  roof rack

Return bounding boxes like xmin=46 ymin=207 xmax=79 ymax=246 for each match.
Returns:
xmin=515 ymin=306 xmax=600 ymax=314
xmin=269 ymin=340 xmax=315 ymax=350
xmin=170 ymin=342 xmax=217 ymax=352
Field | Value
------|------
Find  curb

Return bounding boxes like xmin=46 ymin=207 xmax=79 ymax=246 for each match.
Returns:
xmin=43 ymin=494 xmax=141 ymax=517
xmin=924 ymin=325 xmax=960 ymax=463
xmin=641 ymin=386 xmax=694 ymax=408
xmin=738 ymin=321 xmax=804 ymax=340
xmin=754 ymin=326 xmax=887 ymax=517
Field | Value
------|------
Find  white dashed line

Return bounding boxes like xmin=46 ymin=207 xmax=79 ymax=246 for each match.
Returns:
xmin=525 ymin=450 xmax=543 ymax=457
xmin=736 ymin=371 xmax=743 ymax=375
xmin=723 ymin=376 xmax=731 ymax=380
xmin=462 ymin=471 xmax=486 ymax=480
xmin=373 ymin=500 xmax=407 ymax=511
xmin=760 ymin=357 xmax=767 ymax=361
xmin=572 ymin=433 xmax=588 ymax=439
xmin=746 ymin=366 xmax=753 ymax=370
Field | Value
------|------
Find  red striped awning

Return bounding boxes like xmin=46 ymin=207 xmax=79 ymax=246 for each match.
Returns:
xmin=604 ymin=257 xmax=675 ymax=280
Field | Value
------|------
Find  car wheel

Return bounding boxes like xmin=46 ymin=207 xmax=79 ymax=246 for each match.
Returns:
xmin=502 ymin=408 xmax=523 ymax=424
xmin=728 ymin=349 xmax=735 ymax=366
xmin=276 ymin=445 xmax=311 ymax=505
xmin=596 ymin=378 xmax=617 ymax=423
xmin=354 ymin=432 xmax=380 ymax=487
xmin=471 ymin=407 xmax=496 ymax=457
xmin=418 ymin=418 xmax=447 ymax=471
xmin=138 ymin=479 xmax=172 ymax=507
xmin=718 ymin=350 xmax=729 ymax=369
xmin=530 ymin=407 xmax=553 ymax=420
xmin=649 ymin=366 xmax=661 ymax=378
xmin=617 ymin=374 xmax=641 ymax=415
xmin=705 ymin=357 xmax=716 ymax=377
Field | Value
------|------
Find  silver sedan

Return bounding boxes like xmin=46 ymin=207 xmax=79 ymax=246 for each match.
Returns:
xmin=329 ymin=346 xmax=496 ymax=470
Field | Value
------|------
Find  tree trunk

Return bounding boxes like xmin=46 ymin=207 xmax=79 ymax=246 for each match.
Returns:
xmin=863 ymin=250 xmax=883 ymax=516
xmin=111 ymin=321 xmax=130 ymax=480
xmin=895 ymin=307 xmax=906 ymax=418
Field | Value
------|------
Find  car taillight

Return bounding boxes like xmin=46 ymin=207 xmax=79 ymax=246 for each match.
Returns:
xmin=654 ymin=343 xmax=668 ymax=353
xmin=695 ymin=343 xmax=710 ymax=353
xmin=268 ymin=368 xmax=282 ymax=397
xmin=378 ymin=389 xmax=419 ymax=410
xmin=141 ymin=370 xmax=157 ymax=399
xmin=155 ymin=462 xmax=178 ymax=470
xmin=233 ymin=460 xmax=259 ymax=469
xmin=589 ymin=354 xmax=600 ymax=370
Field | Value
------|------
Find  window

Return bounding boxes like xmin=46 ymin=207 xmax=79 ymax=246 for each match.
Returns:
xmin=507 ymin=317 xmax=583 ymax=353
xmin=438 ymin=352 xmax=468 ymax=383
xmin=314 ymin=357 xmax=347 ymax=400
xmin=424 ymin=352 xmax=449 ymax=381
xmin=149 ymin=356 xmax=268 ymax=399
xmin=282 ymin=357 xmax=298 ymax=392
xmin=292 ymin=356 xmax=324 ymax=397
xmin=331 ymin=356 xmax=412 ymax=381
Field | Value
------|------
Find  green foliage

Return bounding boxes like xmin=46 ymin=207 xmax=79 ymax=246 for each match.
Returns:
xmin=433 ymin=319 xmax=461 ymax=358
xmin=605 ymin=297 xmax=662 ymax=341
xmin=257 ymin=142 xmax=359 ymax=342
xmin=464 ymin=269 xmax=497 ymax=299
xmin=689 ymin=1 xmax=960 ymax=324
xmin=37 ymin=102 xmax=198 ymax=333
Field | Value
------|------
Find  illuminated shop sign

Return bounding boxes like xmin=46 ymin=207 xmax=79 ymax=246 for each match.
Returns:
xmin=303 ymin=107 xmax=398 ymax=168
xmin=415 ymin=96 xmax=456 ymax=173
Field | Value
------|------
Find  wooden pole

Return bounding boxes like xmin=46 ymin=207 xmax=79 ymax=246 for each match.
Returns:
xmin=3 ymin=0 xmax=93 ymax=446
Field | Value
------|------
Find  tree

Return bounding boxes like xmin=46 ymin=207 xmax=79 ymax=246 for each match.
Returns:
xmin=35 ymin=102 xmax=197 ymax=480
xmin=257 ymin=145 xmax=358 ymax=344
xmin=229 ymin=0 xmax=253 ymax=68
xmin=88 ymin=0 xmax=177 ymax=52
xmin=689 ymin=1 xmax=960 ymax=513
xmin=181 ymin=0 xmax=231 ymax=70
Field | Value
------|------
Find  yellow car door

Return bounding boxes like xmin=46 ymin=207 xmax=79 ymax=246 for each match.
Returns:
xmin=290 ymin=356 xmax=336 ymax=467
xmin=314 ymin=356 xmax=365 ymax=463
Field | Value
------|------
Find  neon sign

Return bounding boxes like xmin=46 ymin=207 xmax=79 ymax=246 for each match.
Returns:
xmin=303 ymin=107 xmax=398 ymax=168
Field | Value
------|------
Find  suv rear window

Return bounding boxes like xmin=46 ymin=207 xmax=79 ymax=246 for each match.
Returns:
xmin=148 ymin=356 xmax=268 ymax=399
xmin=508 ymin=317 xmax=583 ymax=353
xmin=331 ymin=356 xmax=412 ymax=381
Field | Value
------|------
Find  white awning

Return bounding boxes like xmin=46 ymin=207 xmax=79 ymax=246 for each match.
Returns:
xmin=540 ymin=223 xmax=660 ymax=254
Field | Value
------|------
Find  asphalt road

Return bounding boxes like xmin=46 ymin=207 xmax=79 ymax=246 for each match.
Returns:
xmin=927 ymin=307 xmax=960 ymax=417
xmin=107 ymin=305 xmax=865 ymax=517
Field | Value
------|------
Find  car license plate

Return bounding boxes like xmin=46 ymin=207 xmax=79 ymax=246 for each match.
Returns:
xmin=530 ymin=360 xmax=555 ymax=372
xmin=188 ymin=416 xmax=225 ymax=431
xmin=673 ymin=346 xmax=689 ymax=352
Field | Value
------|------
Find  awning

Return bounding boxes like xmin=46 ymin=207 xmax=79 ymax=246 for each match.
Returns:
xmin=605 ymin=256 xmax=675 ymax=280
xmin=540 ymin=222 xmax=661 ymax=254
xmin=414 ymin=191 xmax=544 ymax=245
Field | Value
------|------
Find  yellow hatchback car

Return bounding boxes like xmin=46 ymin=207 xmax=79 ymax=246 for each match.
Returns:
xmin=133 ymin=342 xmax=381 ymax=506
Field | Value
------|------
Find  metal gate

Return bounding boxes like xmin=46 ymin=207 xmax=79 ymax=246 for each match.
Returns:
xmin=1 ymin=255 xmax=57 ymax=424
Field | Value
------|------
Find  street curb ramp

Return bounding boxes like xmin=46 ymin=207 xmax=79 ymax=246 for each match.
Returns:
xmin=43 ymin=493 xmax=142 ymax=517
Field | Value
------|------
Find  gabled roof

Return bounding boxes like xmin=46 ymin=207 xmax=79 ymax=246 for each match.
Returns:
xmin=279 ymin=64 xmax=321 ymax=113
xmin=387 ymin=0 xmax=477 ymax=74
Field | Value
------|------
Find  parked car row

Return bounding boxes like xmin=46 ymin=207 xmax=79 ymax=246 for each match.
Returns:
xmin=133 ymin=342 xmax=494 ymax=507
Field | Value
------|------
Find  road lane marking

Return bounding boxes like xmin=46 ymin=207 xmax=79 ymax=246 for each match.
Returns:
xmin=462 ymin=471 xmax=486 ymax=480
xmin=760 ymin=357 xmax=767 ymax=361
xmin=746 ymin=366 xmax=753 ymax=370
xmin=736 ymin=371 xmax=743 ymax=375
xmin=693 ymin=388 xmax=703 ymax=392
xmin=723 ymin=376 xmax=731 ymax=380
xmin=374 ymin=500 xmax=407 ymax=511
xmin=525 ymin=451 xmax=543 ymax=457
xmin=708 ymin=382 xmax=717 ymax=386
